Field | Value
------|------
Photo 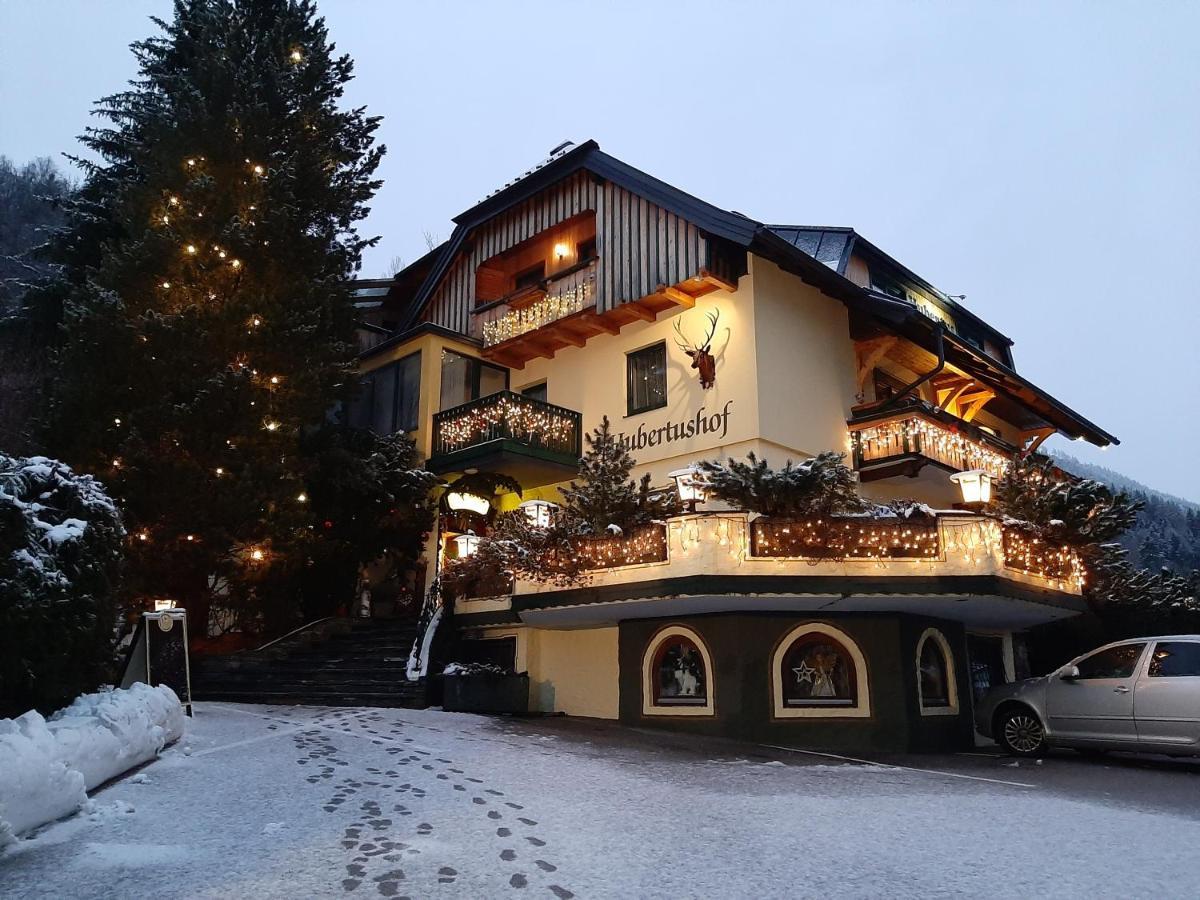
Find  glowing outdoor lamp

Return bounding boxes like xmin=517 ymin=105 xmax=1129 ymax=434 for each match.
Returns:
xmin=519 ymin=499 xmax=558 ymax=528
xmin=453 ymin=532 xmax=481 ymax=558
xmin=668 ymin=466 xmax=708 ymax=513
xmin=445 ymin=491 xmax=491 ymax=516
xmin=950 ymin=469 xmax=993 ymax=507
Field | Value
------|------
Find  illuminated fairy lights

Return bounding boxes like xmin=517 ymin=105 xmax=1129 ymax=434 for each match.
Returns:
xmin=435 ymin=392 xmax=579 ymax=455
xmin=481 ymin=276 xmax=593 ymax=347
xmin=563 ymin=512 xmax=1081 ymax=589
xmin=575 ymin=524 xmax=669 ymax=570
xmin=1001 ymin=528 xmax=1086 ymax=588
xmin=851 ymin=415 xmax=1010 ymax=479
xmin=750 ymin=518 xmax=941 ymax=561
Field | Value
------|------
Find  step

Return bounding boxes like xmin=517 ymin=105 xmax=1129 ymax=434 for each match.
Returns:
xmin=194 ymin=690 xmax=427 ymax=709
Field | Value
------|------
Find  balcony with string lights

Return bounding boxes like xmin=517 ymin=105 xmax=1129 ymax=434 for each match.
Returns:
xmin=426 ymin=391 xmax=583 ymax=487
xmin=454 ymin=509 xmax=1087 ymax=630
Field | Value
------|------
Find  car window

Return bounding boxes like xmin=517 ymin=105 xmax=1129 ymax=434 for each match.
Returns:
xmin=1075 ymin=643 xmax=1145 ymax=679
xmin=1149 ymin=642 xmax=1200 ymax=678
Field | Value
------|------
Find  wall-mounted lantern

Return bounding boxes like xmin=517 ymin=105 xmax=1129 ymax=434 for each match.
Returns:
xmin=452 ymin=532 xmax=481 ymax=558
xmin=950 ymin=469 xmax=993 ymax=508
xmin=668 ymin=466 xmax=708 ymax=513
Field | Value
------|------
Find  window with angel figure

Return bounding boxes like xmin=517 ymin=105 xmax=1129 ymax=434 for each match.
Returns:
xmin=780 ymin=634 xmax=857 ymax=707
xmin=918 ymin=634 xmax=952 ymax=708
xmin=652 ymin=636 xmax=708 ymax=706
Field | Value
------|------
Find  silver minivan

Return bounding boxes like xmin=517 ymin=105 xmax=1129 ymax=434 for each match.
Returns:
xmin=975 ymin=636 xmax=1200 ymax=757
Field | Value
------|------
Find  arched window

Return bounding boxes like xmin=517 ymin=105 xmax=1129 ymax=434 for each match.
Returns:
xmin=641 ymin=626 xmax=714 ymax=716
xmin=916 ymin=628 xmax=959 ymax=716
xmin=771 ymin=624 xmax=871 ymax=719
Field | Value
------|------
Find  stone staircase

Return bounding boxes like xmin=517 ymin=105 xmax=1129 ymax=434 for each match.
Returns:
xmin=191 ymin=618 xmax=427 ymax=708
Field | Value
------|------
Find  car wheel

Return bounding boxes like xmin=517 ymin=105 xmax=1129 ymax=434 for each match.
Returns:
xmin=997 ymin=706 xmax=1046 ymax=757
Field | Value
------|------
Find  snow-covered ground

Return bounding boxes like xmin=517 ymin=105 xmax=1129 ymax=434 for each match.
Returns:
xmin=2 ymin=703 xmax=1198 ymax=899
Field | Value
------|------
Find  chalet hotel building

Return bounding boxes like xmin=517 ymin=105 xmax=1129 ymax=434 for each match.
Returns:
xmin=348 ymin=141 xmax=1115 ymax=752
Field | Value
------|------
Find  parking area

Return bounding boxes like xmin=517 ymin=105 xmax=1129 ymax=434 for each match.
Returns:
xmin=3 ymin=704 xmax=1199 ymax=899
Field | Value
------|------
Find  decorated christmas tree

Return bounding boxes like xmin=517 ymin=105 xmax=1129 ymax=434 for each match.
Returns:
xmin=32 ymin=0 xmax=418 ymax=632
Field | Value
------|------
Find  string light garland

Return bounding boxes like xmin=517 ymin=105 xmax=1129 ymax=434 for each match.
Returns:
xmin=1001 ymin=528 xmax=1085 ymax=588
xmin=851 ymin=415 xmax=1010 ymax=479
xmin=574 ymin=524 xmax=669 ymax=569
xmin=481 ymin=275 xmax=594 ymax=347
xmin=435 ymin=392 xmax=578 ymax=455
xmin=750 ymin=518 xmax=941 ymax=561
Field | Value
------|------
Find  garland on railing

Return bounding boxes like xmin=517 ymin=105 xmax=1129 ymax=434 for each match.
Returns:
xmin=481 ymin=278 xmax=592 ymax=347
xmin=1001 ymin=527 xmax=1086 ymax=587
xmin=750 ymin=517 xmax=941 ymax=561
xmin=437 ymin=394 xmax=578 ymax=453
xmin=852 ymin=415 xmax=1010 ymax=479
xmin=575 ymin=523 xmax=669 ymax=569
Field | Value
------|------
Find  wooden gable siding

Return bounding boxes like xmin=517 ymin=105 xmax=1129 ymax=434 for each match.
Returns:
xmin=422 ymin=172 xmax=599 ymax=335
xmin=596 ymin=180 xmax=707 ymax=314
xmin=422 ymin=173 xmax=710 ymax=336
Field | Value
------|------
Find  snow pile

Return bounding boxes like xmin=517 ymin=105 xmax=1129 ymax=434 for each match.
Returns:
xmin=0 ymin=712 xmax=86 ymax=846
xmin=0 ymin=684 xmax=183 ymax=846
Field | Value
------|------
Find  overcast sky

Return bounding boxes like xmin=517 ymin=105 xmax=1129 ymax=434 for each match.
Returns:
xmin=2 ymin=1 xmax=1197 ymax=500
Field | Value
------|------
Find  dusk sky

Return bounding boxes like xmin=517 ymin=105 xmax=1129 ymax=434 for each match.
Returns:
xmin=2 ymin=1 xmax=1197 ymax=500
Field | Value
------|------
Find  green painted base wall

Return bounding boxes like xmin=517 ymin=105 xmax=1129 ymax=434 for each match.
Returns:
xmin=618 ymin=612 xmax=977 ymax=754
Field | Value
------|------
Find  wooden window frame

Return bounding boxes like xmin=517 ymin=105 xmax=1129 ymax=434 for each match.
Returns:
xmin=626 ymin=342 xmax=668 ymax=417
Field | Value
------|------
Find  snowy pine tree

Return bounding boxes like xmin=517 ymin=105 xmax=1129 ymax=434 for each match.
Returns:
xmin=31 ymin=0 xmax=397 ymax=630
xmin=559 ymin=416 xmax=679 ymax=534
xmin=0 ymin=454 xmax=124 ymax=715
xmin=698 ymin=451 xmax=867 ymax=519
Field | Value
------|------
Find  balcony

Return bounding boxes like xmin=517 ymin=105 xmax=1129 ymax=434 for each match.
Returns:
xmin=848 ymin=402 xmax=1015 ymax=482
xmin=426 ymin=391 xmax=583 ymax=487
xmin=454 ymin=512 xmax=1086 ymax=630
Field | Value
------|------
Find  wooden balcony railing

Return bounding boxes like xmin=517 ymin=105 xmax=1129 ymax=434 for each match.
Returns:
xmin=848 ymin=403 xmax=1014 ymax=479
xmin=478 ymin=263 xmax=597 ymax=348
xmin=430 ymin=391 xmax=582 ymax=461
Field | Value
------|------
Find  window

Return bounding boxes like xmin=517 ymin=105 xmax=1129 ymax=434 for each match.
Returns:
xmin=641 ymin=626 xmax=714 ymax=716
xmin=514 ymin=261 xmax=545 ymax=291
xmin=577 ymin=237 xmax=597 ymax=261
xmin=349 ymin=352 xmax=421 ymax=434
xmin=439 ymin=350 xmax=508 ymax=411
xmin=626 ymin=343 xmax=667 ymax=416
xmin=916 ymin=629 xmax=958 ymax=715
xmin=771 ymin=624 xmax=870 ymax=718
xmin=520 ymin=382 xmax=548 ymax=403
xmin=1149 ymin=642 xmax=1200 ymax=678
xmin=1075 ymin=643 xmax=1146 ymax=680
xmin=781 ymin=634 xmax=856 ymax=708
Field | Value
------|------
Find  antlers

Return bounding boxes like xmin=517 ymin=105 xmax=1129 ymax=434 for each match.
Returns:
xmin=673 ymin=309 xmax=719 ymax=354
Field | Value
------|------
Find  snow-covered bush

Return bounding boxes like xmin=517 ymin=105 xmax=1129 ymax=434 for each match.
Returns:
xmin=0 ymin=454 xmax=124 ymax=717
xmin=698 ymin=451 xmax=868 ymax=519
xmin=0 ymin=683 xmax=182 ymax=846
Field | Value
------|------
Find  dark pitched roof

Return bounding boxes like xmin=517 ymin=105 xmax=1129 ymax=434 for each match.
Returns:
xmin=765 ymin=226 xmax=855 ymax=276
xmin=391 ymin=140 xmax=1116 ymax=446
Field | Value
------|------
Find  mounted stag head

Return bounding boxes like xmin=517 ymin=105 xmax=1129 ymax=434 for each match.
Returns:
xmin=673 ymin=309 xmax=720 ymax=390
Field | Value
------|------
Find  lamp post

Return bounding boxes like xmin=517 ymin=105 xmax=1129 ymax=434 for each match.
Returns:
xmin=452 ymin=532 xmax=481 ymax=558
xmin=950 ymin=469 xmax=993 ymax=509
xmin=519 ymin=499 xmax=557 ymax=528
xmin=668 ymin=466 xmax=708 ymax=514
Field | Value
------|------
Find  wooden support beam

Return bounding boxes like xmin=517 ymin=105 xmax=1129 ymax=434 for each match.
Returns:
xmin=1022 ymin=427 xmax=1056 ymax=455
xmin=958 ymin=389 xmax=995 ymax=423
xmin=623 ymin=303 xmax=656 ymax=323
xmin=581 ymin=314 xmax=621 ymax=335
xmin=855 ymin=336 xmax=898 ymax=394
xmin=699 ymin=268 xmax=738 ymax=293
xmin=659 ymin=285 xmax=697 ymax=309
xmin=550 ymin=326 xmax=586 ymax=348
